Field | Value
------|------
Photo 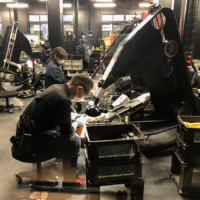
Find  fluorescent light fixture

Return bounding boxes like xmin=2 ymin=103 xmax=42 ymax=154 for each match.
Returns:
xmin=38 ymin=0 xmax=46 ymax=1
xmin=0 ymin=0 xmax=15 ymax=2
xmin=139 ymin=3 xmax=151 ymax=7
xmin=171 ymin=0 xmax=174 ymax=10
xmin=96 ymin=0 xmax=112 ymax=2
xmin=63 ymin=3 xmax=72 ymax=8
xmin=94 ymin=3 xmax=116 ymax=7
xmin=6 ymin=3 xmax=28 ymax=8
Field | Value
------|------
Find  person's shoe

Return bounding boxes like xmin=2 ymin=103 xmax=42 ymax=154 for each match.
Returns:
xmin=62 ymin=176 xmax=86 ymax=193
xmin=76 ymin=176 xmax=86 ymax=184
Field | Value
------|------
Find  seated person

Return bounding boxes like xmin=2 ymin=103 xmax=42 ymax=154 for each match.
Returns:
xmin=41 ymin=42 xmax=52 ymax=64
xmin=77 ymin=39 xmax=89 ymax=68
xmin=45 ymin=47 xmax=68 ymax=88
xmin=11 ymin=75 xmax=94 ymax=188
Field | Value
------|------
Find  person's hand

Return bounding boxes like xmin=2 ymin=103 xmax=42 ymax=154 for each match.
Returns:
xmin=75 ymin=120 xmax=86 ymax=138
xmin=71 ymin=112 xmax=78 ymax=121
xmin=72 ymin=122 xmax=79 ymax=130
xmin=75 ymin=117 xmax=86 ymax=128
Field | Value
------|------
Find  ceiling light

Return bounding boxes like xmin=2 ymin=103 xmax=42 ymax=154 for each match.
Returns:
xmin=63 ymin=3 xmax=72 ymax=8
xmin=38 ymin=0 xmax=46 ymax=1
xmin=94 ymin=3 xmax=116 ymax=7
xmin=7 ymin=3 xmax=28 ymax=8
xmin=0 ymin=0 xmax=15 ymax=2
xmin=139 ymin=3 xmax=151 ymax=7
xmin=96 ymin=0 xmax=112 ymax=2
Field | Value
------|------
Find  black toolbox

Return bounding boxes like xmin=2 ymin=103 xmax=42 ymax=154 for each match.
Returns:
xmin=177 ymin=116 xmax=200 ymax=146
xmin=175 ymin=136 xmax=200 ymax=165
xmin=85 ymin=124 xmax=144 ymax=163
xmin=86 ymin=158 xmax=143 ymax=185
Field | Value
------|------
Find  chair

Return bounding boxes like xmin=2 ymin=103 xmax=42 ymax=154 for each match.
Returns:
xmin=0 ymin=90 xmax=21 ymax=113
xmin=11 ymin=144 xmax=59 ymax=188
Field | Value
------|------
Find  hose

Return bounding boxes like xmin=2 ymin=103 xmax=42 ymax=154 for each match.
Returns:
xmin=143 ymin=124 xmax=177 ymax=154
xmin=144 ymin=125 xmax=178 ymax=140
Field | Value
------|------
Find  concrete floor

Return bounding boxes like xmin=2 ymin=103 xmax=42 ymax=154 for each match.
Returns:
xmin=0 ymin=97 xmax=199 ymax=200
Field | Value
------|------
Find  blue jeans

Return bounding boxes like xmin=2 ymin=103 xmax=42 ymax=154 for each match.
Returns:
xmin=33 ymin=128 xmax=81 ymax=181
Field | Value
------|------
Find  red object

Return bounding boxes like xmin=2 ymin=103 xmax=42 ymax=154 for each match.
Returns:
xmin=187 ymin=55 xmax=191 ymax=59
xmin=158 ymin=14 xmax=161 ymax=29
xmin=187 ymin=60 xmax=191 ymax=64
xmin=34 ymin=59 xmax=37 ymax=66
xmin=141 ymin=11 xmax=148 ymax=20
xmin=179 ymin=17 xmax=183 ymax=39
xmin=76 ymin=176 xmax=86 ymax=184
xmin=110 ymin=31 xmax=118 ymax=46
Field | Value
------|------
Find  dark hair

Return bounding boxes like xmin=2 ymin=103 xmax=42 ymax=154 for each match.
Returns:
xmin=48 ymin=47 xmax=68 ymax=63
xmin=80 ymin=39 xmax=85 ymax=45
xmin=42 ymin=42 xmax=51 ymax=50
xmin=70 ymin=75 xmax=93 ymax=94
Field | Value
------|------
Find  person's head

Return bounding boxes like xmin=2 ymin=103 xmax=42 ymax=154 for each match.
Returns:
xmin=67 ymin=75 xmax=94 ymax=102
xmin=43 ymin=42 xmax=51 ymax=50
xmin=80 ymin=39 xmax=85 ymax=45
xmin=49 ymin=47 xmax=68 ymax=65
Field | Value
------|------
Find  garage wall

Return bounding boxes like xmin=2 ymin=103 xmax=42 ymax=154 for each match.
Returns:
xmin=0 ymin=1 xmax=166 ymax=38
xmin=1 ymin=0 xmax=200 ymax=59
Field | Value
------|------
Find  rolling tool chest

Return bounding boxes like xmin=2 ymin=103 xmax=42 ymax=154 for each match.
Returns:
xmin=85 ymin=124 xmax=145 ymax=200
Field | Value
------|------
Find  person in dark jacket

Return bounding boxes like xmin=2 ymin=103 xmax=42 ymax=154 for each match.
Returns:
xmin=45 ymin=47 xmax=68 ymax=88
xmin=77 ymin=39 xmax=89 ymax=67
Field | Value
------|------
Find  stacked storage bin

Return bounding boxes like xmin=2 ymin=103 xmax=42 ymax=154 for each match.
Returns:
xmin=85 ymin=124 xmax=145 ymax=200
xmin=63 ymin=59 xmax=72 ymax=71
xmin=72 ymin=60 xmax=83 ymax=71
xmin=62 ymin=54 xmax=72 ymax=71
xmin=171 ymin=116 xmax=200 ymax=195
xmin=62 ymin=55 xmax=83 ymax=71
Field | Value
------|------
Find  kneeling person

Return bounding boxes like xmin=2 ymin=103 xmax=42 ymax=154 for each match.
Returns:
xmin=11 ymin=75 xmax=93 ymax=187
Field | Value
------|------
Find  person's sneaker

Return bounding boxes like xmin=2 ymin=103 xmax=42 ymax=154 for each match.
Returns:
xmin=62 ymin=176 xmax=86 ymax=193
xmin=76 ymin=176 xmax=86 ymax=184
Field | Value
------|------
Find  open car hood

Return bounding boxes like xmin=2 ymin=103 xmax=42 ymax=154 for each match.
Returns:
xmin=101 ymin=8 xmax=199 ymax=115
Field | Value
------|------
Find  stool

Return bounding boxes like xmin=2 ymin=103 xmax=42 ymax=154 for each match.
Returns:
xmin=12 ymin=145 xmax=59 ymax=189
xmin=0 ymin=90 xmax=21 ymax=113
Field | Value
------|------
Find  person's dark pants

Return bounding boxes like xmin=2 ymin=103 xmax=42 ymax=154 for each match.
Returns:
xmin=33 ymin=127 xmax=81 ymax=182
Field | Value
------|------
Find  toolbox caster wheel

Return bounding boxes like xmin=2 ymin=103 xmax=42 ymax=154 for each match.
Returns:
xmin=131 ymin=191 xmax=143 ymax=200
xmin=15 ymin=173 xmax=22 ymax=184
xmin=177 ymin=188 xmax=183 ymax=195
xmin=131 ymin=195 xmax=143 ymax=200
